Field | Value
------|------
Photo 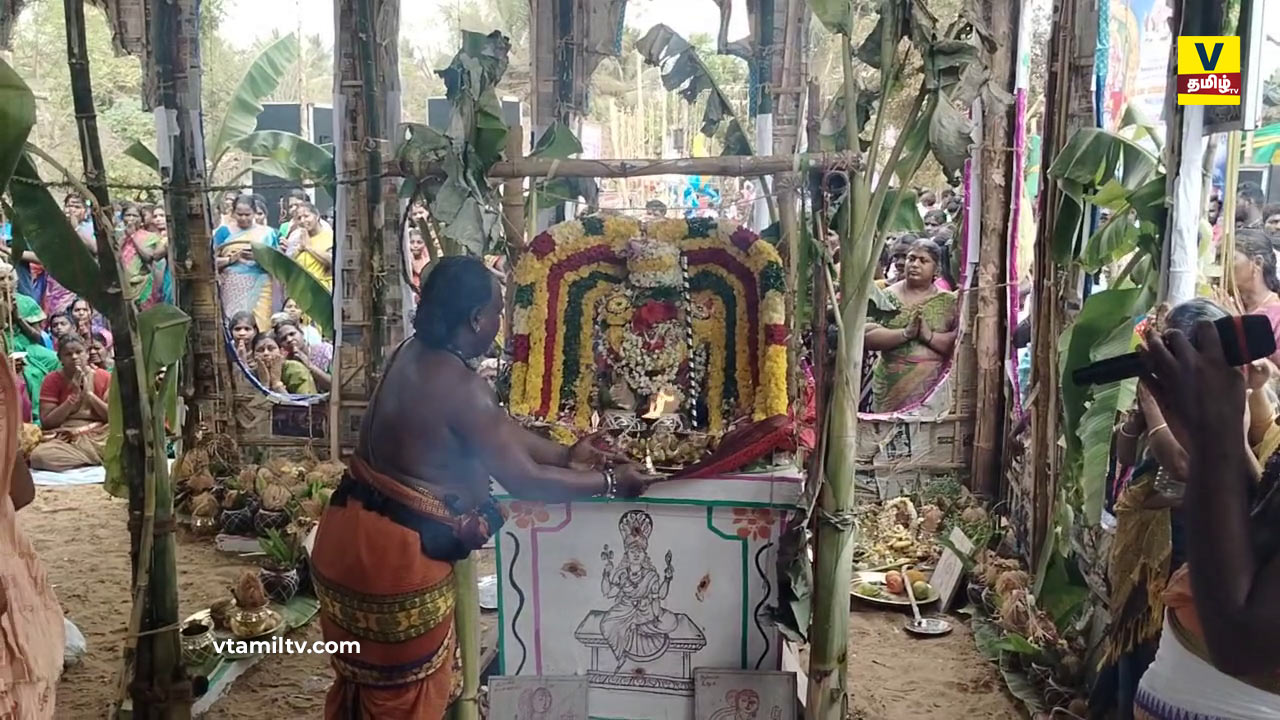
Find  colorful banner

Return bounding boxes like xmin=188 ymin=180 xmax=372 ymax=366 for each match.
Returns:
xmin=1100 ymin=0 xmax=1175 ymax=130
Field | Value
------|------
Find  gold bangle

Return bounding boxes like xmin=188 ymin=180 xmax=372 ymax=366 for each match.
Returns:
xmin=1147 ymin=422 xmax=1169 ymax=437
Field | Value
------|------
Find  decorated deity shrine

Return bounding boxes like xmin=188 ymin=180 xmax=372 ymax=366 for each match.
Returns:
xmin=508 ymin=215 xmax=790 ymax=464
xmin=497 ymin=216 xmax=800 ymax=718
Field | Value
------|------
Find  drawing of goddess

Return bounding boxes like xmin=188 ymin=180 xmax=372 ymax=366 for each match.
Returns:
xmin=598 ymin=510 xmax=679 ymax=666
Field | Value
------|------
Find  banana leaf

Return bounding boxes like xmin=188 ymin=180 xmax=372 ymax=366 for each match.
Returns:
xmin=124 ymin=140 xmax=160 ymax=173
xmin=138 ymin=304 xmax=191 ymax=376
xmin=104 ymin=306 xmax=190 ymax=500
xmin=806 ymin=0 xmax=854 ymax=35
xmin=236 ymin=130 xmax=336 ymax=197
xmin=928 ymin=92 xmax=974 ymax=180
xmin=879 ymin=189 xmax=925 ymax=232
xmin=208 ymin=34 xmax=300 ymax=168
xmin=0 ymin=58 xmax=35 ymax=193
xmin=530 ymin=120 xmax=582 ymax=159
xmin=437 ymin=31 xmax=510 ymax=171
xmin=637 ymin=24 xmax=744 ymax=142
xmin=528 ymin=122 xmax=597 ymax=209
xmin=250 ymin=241 xmax=333 ymax=336
xmin=1059 ymin=287 xmax=1142 ymax=477
xmin=7 ymin=155 xmax=105 ymax=308
xmin=1080 ymin=214 xmax=1140 ymax=272
xmin=1049 ymin=127 xmax=1159 ymax=196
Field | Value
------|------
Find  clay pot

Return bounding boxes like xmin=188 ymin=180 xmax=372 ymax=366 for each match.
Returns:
xmin=253 ymin=508 xmax=290 ymax=536
xmin=219 ymin=501 xmax=257 ymax=536
xmin=180 ymin=620 xmax=216 ymax=667
xmin=259 ymin=566 xmax=300 ymax=604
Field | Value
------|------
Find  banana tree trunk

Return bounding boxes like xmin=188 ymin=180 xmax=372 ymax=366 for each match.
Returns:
xmin=808 ymin=32 xmax=875 ymax=720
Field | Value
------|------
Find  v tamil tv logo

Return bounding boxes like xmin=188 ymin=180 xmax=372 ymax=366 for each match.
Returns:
xmin=1177 ymin=36 xmax=1241 ymax=105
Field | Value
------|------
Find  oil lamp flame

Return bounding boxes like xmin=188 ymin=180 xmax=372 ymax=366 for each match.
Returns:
xmin=643 ymin=387 xmax=678 ymax=420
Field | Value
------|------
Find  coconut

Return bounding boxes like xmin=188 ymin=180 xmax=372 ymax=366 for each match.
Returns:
xmin=960 ymin=506 xmax=988 ymax=526
xmin=296 ymin=498 xmax=324 ymax=520
xmin=186 ymin=471 xmax=216 ymax=494
xmin=920 ymin=505 xmax=944 ymax=534
xmin=175 ymin=448 xmax=210 ymax=480
xmin=232 ymin=570 xmax=268 ymax=610
xmin=998 ymin=588 xmax=1031 ymax=634
xmin=233 ymin=466 xmax=258 ymax=490
xmin=314 ymin=460 xmax=345 ymax=486
xmin=190 ymin=492 xmax=220 ymax=518
xmin=222 ymin=489 xmax=244 ymax=510
xmin=260 ymin=483 xmax=292 ymax=512
xmin=995 ymin=570 xmax=1030 ymax=597
xmin=19 ymin=423 xmax=41 ymax=456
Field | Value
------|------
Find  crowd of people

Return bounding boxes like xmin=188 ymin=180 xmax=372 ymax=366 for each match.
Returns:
xmin=213 ymin=189 xmax=334 ymax=395
xmin=0 ymin=193 xmax=168 ymax=473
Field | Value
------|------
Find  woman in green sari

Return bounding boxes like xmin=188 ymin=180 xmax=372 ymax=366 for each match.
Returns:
xmin=121 ymin=203 xmax=171 ymax=311
xmin=250 ymin=332 xmax=316 ymax=395
xmin=864 ymin=238 xmax=958 ymax=412
xmin=0 ymin=263 xmax=60 ymax=420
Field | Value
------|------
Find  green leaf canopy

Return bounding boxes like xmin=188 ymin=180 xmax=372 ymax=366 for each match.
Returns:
xmin=0 ymin=58 xmax=36 ymax=193
xmin=208 ymin=34 xmax=300 ymax=167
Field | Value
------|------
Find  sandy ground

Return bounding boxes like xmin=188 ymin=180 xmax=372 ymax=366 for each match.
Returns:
xmin=23 ymin=484 xmax=1022 ymax=719
xmin=842 ymin=610 xmax=1024 ymax=719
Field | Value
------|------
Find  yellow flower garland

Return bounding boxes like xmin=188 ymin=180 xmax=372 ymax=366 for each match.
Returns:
xmin=510 ymin=216 xmax=789 ymax=436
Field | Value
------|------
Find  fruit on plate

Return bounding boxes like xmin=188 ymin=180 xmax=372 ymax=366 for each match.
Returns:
xmin=885 ymin=571 xmax=905 ymax=595
xmin=905 ymin=569 xmax=926 ymax=585
xmin=854 ymin=583 xmax=883 ymax=598
xmin=911 ymin=580 xmax=932 ymax=599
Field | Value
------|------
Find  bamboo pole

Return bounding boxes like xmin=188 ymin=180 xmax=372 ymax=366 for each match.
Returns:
xmin=971 ymin=0 xmax=1018 ymax=499
xmin=502 ymin=126 xmax=525 ymax=359
xmin=393 ymin=151 xmax=860 ymax=181
xmin=448 ymin=556 xmax=482 ymax=720
xmin=63 ymin=1 xmax=182 ymax=716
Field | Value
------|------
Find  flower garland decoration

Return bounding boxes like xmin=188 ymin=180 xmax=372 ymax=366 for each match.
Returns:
xmin=509 ymin=215 xmax=789 ymax=440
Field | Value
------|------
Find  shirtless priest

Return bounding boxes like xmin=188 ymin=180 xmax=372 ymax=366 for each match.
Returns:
xmin=311 ymin=255 xmax=659 ymax=719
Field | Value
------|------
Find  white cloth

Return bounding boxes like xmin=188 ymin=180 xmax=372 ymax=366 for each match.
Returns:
xmin=1137 ymin=618 xmax=1280 ymax=719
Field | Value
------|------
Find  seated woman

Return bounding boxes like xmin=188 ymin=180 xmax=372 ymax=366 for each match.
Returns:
xmin=863 ymin=238 xmax=958 ymax=412
xmin=29 ymin=334 xmax=110 ymax=471
xmin=68 ymin=298 xmax=107 ymax=347
xmin=47 ymin=313 xmax=72 ymax=348
xmin=281 ymin=297 xmax=323 ymax=348
xmin=0 ymin=362 xmax=65 ymax=717
xmin=0 ymin=265 xmax=60 ymax=421
xmin=88 ymin=330 xmax=113 ymax=371
xmin=274 ymin=320 xmax=331 ymax=392
xmin=228 ymin=311 xmax=257 ymax=366
xmin=250 ymin=331 xmax=316 ymax=395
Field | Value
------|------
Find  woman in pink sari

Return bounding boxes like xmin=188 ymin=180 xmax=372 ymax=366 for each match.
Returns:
xmin=1232 ymin=230 xmax=1280 ymax=368
xmin=0 ymin=360 xmax=64 ymax=718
